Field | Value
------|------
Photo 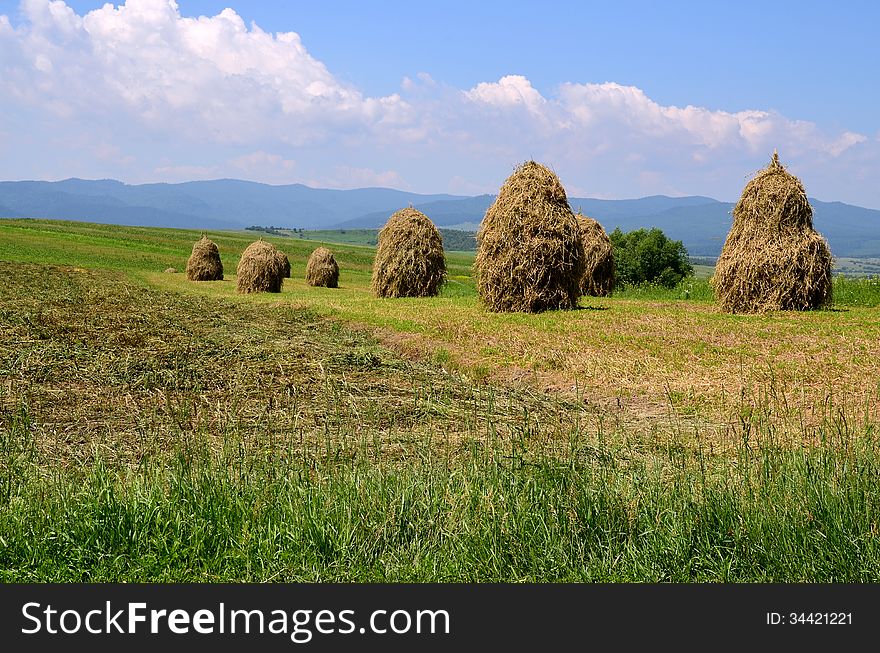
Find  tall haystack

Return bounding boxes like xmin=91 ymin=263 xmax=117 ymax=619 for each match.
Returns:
xmin=236 ymin=240 xmax=285 ymax=294
xmin=306 ymin=247 xmax=339 ymax=288
xmin=371 ymin=207 xmax=446 ymax=298
xmin=276 ymin=250 xmax=291 ymax=278
xmin=711 ymin=152 xmax=832 ymax=313
xmin=186 ymin=236 xmax=223 ymax=281
xmin=576 ymin=213 xmax=615 ymax=297
xmin=474 ymin=161 xmax=585 ymax=312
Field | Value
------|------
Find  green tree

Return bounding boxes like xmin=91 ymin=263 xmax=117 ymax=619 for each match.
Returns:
xmin=609 ymin=227 xmax=693 ymax=288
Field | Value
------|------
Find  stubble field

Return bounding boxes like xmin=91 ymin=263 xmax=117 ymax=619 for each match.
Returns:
xmin=1 ymin=218 xmax=879 ymax=581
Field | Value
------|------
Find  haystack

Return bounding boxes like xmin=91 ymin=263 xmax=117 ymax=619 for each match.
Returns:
xmin=474 ymin=161 xmax=585 ymax=312
xmin=236 ymin=240 xmax=285 ymax=294
xmin=306 ymin=247 xmax=339 ymax=288
xmin=371 ymin=208 xmax=446 ymax=298
xmin=576 ymin=213 xmax=615 ymax=297
xmin=164 ymin=267 xmax=177 ymax=274
xmin=711 ymin=152 xmax=832 ymax=313
xmin=276 ymin=250 xmax=291 ymax=278
xmin=185 ymin=236 xmax=223 ymax=281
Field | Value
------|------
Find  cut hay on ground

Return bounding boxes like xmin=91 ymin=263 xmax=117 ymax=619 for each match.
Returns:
xmin=576 ymin=213 xmax=615 ymax=297
xmin=306 ymin=247 xmax=339 ymax=288
xmin=185 ymin=236 xmax=223 ymax=281
xmin=371 ymin=208 xmax=446 ymax=298
xmin=276 ymin=250 xmax=291 ymax=278
xmin=474 ymin=161 xmax=585 ymax=312
xmin=711 ymin=152 xmax=832 ymax=313
xmin=236 ymin=240 xmax=285 ymax=294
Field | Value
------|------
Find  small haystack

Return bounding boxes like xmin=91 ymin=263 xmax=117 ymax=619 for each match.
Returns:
xmin=276 ymin=250 xmax=291 ymax=278
xmin=236 ymin=240 xmax=285 ymax=294
xmin=711 ymin=152 xmax=832 ymax=313
xmin=164 ymin=267 xmax=177 ymax=274
xmin=306 ymin=247 xmax=339 ymax=288
xmin=576 ymin=213 xmax=615 ymax=297
xmin=371 ymin=207 xmax=446 ymax=298
xmin=474 ymin=161 xmax=585 ymax=312
xmin=185 ymin=236 xmax=223 ymax=281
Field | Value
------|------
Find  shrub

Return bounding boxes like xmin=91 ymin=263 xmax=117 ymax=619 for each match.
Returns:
xmin=609 ymin=227 xmax=692 ymax=288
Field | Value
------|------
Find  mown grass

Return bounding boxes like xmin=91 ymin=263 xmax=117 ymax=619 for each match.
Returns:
xmin=2 ymin=219 xmax=879 ymax=427
xmin=2 ymin=263 xmax=880 ymax=581
xmin=1 ymin=220 xmax=880 ymax=581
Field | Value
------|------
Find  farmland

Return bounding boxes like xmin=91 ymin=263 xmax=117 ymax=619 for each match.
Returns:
xmin=2 ymin=218 xmax=880 ymax=581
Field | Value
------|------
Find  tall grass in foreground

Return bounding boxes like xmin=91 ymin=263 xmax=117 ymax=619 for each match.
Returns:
xmin=2 ymin=397 xmax=879 ymax=582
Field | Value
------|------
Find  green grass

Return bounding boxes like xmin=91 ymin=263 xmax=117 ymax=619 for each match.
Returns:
xmin=250 ymin=227 xmax=477 ymax=253
xmin=831 ymin=274 xmax=880 ymax=307
xmin=5 ymin=414 xmax=880 ymax=582
xmin=612 ymin=277 xmax=716 ymax=301
xmin=2 ymin=219 xmax=880 ymax=581
xmin=613 ymin=275 xmax=880 ymax=307
xmin=2 ymin=263 xmax=879 ymax=581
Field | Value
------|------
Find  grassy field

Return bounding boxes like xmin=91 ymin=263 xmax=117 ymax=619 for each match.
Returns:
xmin=2 ymin=218 xmax=880 ymax=581
xmin=252 ymin=227 xmax=477 ymax=253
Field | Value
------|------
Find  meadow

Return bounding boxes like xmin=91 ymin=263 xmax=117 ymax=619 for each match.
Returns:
xmin=1 ymin=218 xmax=880 ymax=581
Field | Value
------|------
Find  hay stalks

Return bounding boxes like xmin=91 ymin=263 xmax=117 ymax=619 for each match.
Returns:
xmin=276 ymin=250 xmax=291 ymax=279
xmin=306 ymin=247 xmax=339 ymax=288
xmin=711 ymin=152 xmax=832 ymax=313
xmin=576 ymin=213 xmax=614 ymax=297
xmin=185 ymin=236 xmax=223 ymax=281
xmin=371 ymin=207 xmax=446 ymax=298
xmin=474 ymin=160 xmax=585 ymax=312
xmin=236 ymin=240 xmax=285 ymax=294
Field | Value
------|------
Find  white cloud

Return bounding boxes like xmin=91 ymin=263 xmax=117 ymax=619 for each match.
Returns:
xmin=1 ymin=0 xmax=405 ymax=146
xmin=824 ymin=131 xmax=867 ymax=157
xmin=153 ymin=164 xmax=218 ymax=180
xmin=311 ymin=166 xmax=408 ymax=190
xmin=0 ymin=0 xmax=877 ymax=206
xmin=227 ymin=151 xmax=297 ymax=182
xmin=466 ymin=75 xmax=547 ymax=114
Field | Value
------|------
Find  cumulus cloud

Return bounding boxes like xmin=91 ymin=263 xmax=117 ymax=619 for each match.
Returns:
xmin=0 ymin=0 xmax=406 ymax=145
xmin=466 ymin=75 xmax=547 ymax=114
xmin=0 ymin=0 xmax=876 ymax=206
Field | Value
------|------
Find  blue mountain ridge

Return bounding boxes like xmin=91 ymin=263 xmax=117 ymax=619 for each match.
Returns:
xmin=1 ymin=178 xmax=878 ymax=258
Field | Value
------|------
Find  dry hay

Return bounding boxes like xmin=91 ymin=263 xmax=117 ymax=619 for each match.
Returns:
xmin=474 ymin=161 xmax=585 ymax=312
xmin=371 ymin=207 xmax=446 ymax=298
xmin=711 ymin=152 xmax=832 ymax=313
xmin=236 ymin=240 xmax=285 ymax=294
xmin=276 ymin=250 xmax=291 ymax=278
xmin=306 ymin=246 xmax=339 ymax=288
xmin=164 ymin=267 xmax=177 ymax=274
xmin=576 ymin=213 xmax=615 ymax=297
xmin=185 ymin=236 xmax=223 ymax=281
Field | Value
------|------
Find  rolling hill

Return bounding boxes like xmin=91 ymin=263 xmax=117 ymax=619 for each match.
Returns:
xmin=1 ymin=178 xmax=879 ymax=258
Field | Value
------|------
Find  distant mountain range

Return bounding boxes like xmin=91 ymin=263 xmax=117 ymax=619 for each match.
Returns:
xmin=2 ymin=178 xmax=879 ymax=258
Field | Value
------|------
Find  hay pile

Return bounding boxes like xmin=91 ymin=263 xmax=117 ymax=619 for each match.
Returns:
xmin=276 ymin=250 xmax=291 ymax=278
xmin=711 ymin=152 xmax=832 ymax=313
xmin=474 ymin=161 xmax=585 ymax=312
xmin=576 ymin=213 xmax=615 ymax=297
xmin=306 ymin=247 xmax=339 ymax=288
xmin=164 ymin=267 xmax=177 ymax=274
xmin=185 ymin=236 xmax=223 ymax=281
xmin=236 ymin=240 xmax=285 ymax=294
xmin=371 ymin=208 xmax=446 ymax=298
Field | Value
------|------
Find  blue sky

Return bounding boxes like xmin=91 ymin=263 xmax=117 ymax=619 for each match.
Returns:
xmin=1 ymin=0 xmax=879 ymax=206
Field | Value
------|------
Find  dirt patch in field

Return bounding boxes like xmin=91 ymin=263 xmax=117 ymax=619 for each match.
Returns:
xmin=359 ymin=301 xmax=880 ymax=434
